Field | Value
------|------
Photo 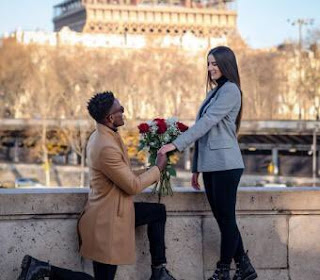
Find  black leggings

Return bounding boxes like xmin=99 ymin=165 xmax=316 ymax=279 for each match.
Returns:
xmin=203 ymin=168 xmax=245 ymax=265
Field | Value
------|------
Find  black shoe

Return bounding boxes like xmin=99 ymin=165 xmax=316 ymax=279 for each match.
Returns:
xmin=17 ymin=255 xmax=51 ymax=280
xmin=233 ymin=252 xmax=257 ymax=280
xmin=149 ymin=264 xmax=176 ymax=280
xmin=208 ymin=261 xmax=231 ymax=280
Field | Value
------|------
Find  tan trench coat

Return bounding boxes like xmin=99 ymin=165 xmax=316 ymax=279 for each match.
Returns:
xmin=78 ymin=123 xmax=160 ymax=265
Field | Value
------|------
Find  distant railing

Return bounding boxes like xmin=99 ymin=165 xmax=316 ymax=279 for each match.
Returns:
xmin=1 ymin=119 xmax=320 ymax=133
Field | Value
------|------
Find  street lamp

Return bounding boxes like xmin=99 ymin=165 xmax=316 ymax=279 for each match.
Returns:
xmin=287 ymin=18 xmax=314 ymax=50
xmin=287 ymin=18 xmax=314 ymax=120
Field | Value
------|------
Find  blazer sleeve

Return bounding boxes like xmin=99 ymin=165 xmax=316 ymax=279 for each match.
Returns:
xmin=173 ymin=83 xmax=241 ymax=152
xmin=99 ymin=146 xmax=160 ymax=195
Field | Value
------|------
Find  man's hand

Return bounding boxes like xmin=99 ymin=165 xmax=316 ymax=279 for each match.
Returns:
xmin=191 ymin=172 xmax=200 ymax=190
xmin=155 ymin=153 xmax=168 ymax=172
xmin=158 ymin=143 xmax=176 ymax=155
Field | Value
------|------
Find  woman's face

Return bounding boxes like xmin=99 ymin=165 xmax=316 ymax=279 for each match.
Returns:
xmin=207 ymin=54 xmax=222 ymax=81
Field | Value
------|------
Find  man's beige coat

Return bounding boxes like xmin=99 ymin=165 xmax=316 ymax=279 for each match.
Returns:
xmin=78 ymin=123 xmax=160 ymax=265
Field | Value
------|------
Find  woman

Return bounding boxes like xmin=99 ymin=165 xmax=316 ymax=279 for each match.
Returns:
xmin=158 ymin=46 xmax=257 ymax=280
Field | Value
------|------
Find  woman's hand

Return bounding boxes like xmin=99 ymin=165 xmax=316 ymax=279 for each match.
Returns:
xmin=158 ymin=143 xmax=176 ymax=155
xmin=191 ymin=172 xmax=200 ymax=190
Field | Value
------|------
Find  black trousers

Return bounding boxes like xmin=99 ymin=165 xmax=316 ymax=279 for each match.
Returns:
xmin=203 ymin=168 xmax=245 ymax=265
xmin=50 ymin=266 xmax=94 ymax=280
xmin=50 ymin=202 xmax=167 ymax=280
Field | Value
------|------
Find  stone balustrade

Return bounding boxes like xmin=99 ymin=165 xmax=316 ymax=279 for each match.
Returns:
xmin=1 ymin=187 xmax=320 ymax=279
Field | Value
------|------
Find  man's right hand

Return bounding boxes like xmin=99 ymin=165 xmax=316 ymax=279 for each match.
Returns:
xmin=155 ymin=153 xmax=167 ymax=172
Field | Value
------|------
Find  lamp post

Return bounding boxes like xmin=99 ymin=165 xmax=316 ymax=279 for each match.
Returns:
xmin=315 ymin=97 xmax=320 ymax=181
xmin=287 ymin=18 xmax=314 ymax=120
xmin=315 ymin=96 xmax=320 ymax=121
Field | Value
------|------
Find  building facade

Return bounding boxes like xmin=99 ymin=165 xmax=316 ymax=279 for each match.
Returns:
xmin=53 ymin=0 xmax=237 ymax=38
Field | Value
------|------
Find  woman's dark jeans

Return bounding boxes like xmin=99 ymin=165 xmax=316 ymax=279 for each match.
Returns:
xmin=203 ymin=168 xmax=245 ymax=265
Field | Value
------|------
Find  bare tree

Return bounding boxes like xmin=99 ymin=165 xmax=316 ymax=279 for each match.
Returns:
xmin=22 ymin=47 xmax=65 ymax=186
xmin=0 ymin=40 xmax=34 ymax=118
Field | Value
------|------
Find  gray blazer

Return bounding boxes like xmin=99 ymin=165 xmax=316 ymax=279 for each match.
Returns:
xmin=173 ymin=81 xmax=244 ymax=172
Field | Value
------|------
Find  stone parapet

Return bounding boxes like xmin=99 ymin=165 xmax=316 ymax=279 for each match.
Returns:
xmin=0 ymin=187 xmax=319 ymax=279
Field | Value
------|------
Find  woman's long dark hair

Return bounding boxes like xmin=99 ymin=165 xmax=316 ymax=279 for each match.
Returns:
xmin=206 ymin=46 xmax=243 ymax=133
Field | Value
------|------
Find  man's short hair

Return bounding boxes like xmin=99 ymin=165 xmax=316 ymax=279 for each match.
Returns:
xmin=87 ymin=91 xmax=115 ymax=123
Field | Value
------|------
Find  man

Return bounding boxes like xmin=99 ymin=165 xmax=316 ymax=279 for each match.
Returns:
xmin=17 ymin=91 xmax=176 ymax=280
xmin=79 ymin=91 xmax=175 ymax=280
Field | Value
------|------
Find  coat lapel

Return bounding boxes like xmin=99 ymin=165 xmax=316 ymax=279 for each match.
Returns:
xmin=96 ymin=123 xmax=130 ymax=166
xmin=118 ymin=136 xmax=130 ymax=165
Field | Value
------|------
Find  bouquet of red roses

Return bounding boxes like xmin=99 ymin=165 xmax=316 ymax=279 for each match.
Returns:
xmin=138 ymin=118 xmax=188 ymax=200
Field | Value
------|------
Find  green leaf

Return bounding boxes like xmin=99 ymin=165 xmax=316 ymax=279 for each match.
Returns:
xmin=167 ymin=166 xmax=177 ymax=177
xmin=149 ymin=153 xmax=157 ymax=165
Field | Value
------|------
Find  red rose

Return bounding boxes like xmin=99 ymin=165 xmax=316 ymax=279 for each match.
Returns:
xmin=177 ymin=122 xmax=188 ymax=132
xmin=138 ymin=123 xmax=150 ymax=133
xmin=154 ymin=118 xmax=165 ymax=123
xmin=157 ymin=122 xmax=167 ymax=134
xmin=154 ymin=118 xmax=167 ymax=134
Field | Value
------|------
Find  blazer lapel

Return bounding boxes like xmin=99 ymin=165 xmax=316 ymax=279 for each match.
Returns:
xmin=196 ymin=87 xmax=220 ymax=120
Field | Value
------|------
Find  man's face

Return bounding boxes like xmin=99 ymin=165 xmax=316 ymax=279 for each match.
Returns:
xmin=107 ymin=99 xmax=125 ymax=127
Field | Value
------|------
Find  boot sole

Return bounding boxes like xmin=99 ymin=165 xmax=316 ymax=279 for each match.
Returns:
xmin=17 ymin=255 xmax=31 ymax=280
xmin=243 ymin=272 xmax=258 ymax=280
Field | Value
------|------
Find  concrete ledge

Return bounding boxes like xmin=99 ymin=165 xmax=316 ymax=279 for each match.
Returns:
xmin=1 ymin=187 xmax=320 ymax=280
xmin=1 ymin=187 xmax=320 ymax=215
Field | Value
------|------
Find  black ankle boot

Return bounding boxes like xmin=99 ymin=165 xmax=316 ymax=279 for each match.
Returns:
xmin=149 ymin=264 xmax=176 ymax=280
xmin=233 ymin=252 xmax=257 ymax=280
xmin=208 ymin=261 xmax=231 ymax=280
xmin=17 ymin=255 xmax=51 ymax=280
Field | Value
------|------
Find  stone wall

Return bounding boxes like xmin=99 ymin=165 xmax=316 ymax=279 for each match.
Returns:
xmin=0 ymin=187 xmax=320 ymax=280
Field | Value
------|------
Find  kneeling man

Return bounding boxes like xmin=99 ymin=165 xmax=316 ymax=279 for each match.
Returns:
xmin=78 ymin=91 xmax=176 ymax=280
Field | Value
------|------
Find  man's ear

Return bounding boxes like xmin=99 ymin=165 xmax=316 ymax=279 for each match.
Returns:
xmin=103 ymin=115 xmax=111 ymax=125
xmin=108 ymin=115 xmax=115 ymax=124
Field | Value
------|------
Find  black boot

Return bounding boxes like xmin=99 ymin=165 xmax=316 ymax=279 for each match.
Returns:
xmin=233 ymin=252 xmax=257 ymax=280
xmin=149 ymin=264 xmax=176 ymax=280
xmin=17 ymin=255 xmax=51 ymax=280
xmin=208 ymin=261 xmax=231 ymax=280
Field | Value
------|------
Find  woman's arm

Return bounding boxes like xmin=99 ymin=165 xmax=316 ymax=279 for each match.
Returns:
xmin=173 ymin=83 xmax=240 ymax=152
